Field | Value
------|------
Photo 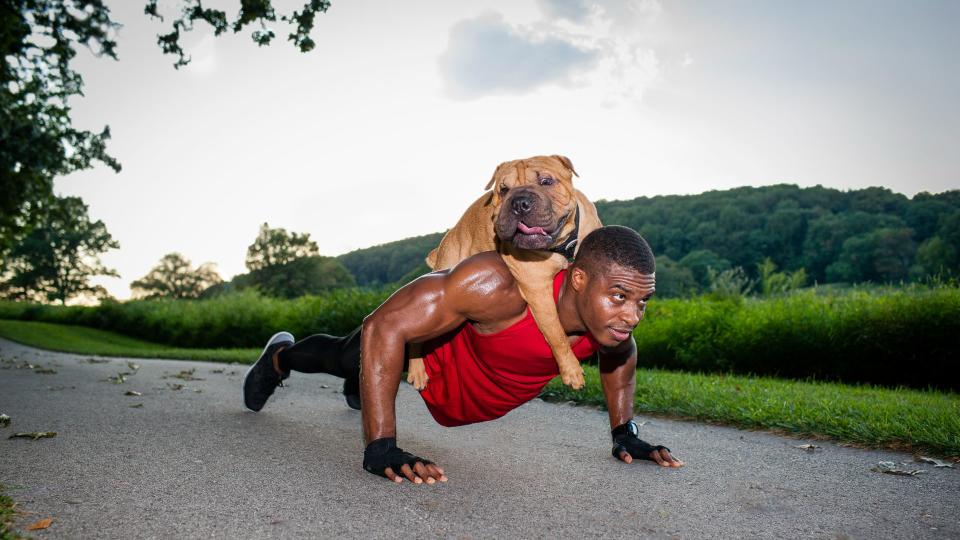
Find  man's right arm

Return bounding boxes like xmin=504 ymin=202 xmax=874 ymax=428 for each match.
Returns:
xmin=359 ymin=252 xmax=518 ymax=483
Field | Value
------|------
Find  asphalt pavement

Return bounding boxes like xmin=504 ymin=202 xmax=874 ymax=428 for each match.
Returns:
xmin=1 ymin=338 xmax=957 ymax=539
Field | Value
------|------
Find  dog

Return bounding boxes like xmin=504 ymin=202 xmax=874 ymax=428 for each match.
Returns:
xmin=408 ymin=155 xmax=602 ymax=390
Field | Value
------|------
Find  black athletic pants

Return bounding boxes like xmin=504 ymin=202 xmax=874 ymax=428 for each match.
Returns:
xmin=276 ymin=326 xmax=414 ymax=394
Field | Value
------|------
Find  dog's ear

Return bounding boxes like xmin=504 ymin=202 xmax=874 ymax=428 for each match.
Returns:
xmin=484 ymin=161 xmax=507 ymax=190
xmin=552 ymin=155 xmax=578 ymax=178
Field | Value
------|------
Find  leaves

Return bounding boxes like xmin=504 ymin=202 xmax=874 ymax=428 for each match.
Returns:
xmin=25 ymin=517 xmax=53 ymax=530
xmin=9 ymin=432 xmax=57 ymax=440
xmin=124 ymin=390 xmax=142 ymax=397
xmin=915 ymin=456 xmax=954 ymax=468
xmin=84 ymin=358 xmax=110 ymax=364
xmin=795 ymin=444 xmax=821 ymax=451
xmin=105 ymin=373 xmax=126 ymax=384
xmin=166 ymin=383 xmax=184 ymax=391
xmin=33 ymin=367 xmax=57 ymax=374
xmin=0 ymin=414 xmax=9 ymax=427
xmin=870 ymin=461 xmax=925 ymax=476
xmin=130 ymin=253 xmax=223 ymax=300
xmin=165 ymin=368 xmax=203 ymax=381
xmin=127 ymin=362 xmax=140 ymax=371
xmin=129 ymin=403 xmax=144 ymax=408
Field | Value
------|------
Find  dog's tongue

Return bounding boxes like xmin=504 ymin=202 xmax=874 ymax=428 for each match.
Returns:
xmin=517 ymin=222 xmax=548 ymax=236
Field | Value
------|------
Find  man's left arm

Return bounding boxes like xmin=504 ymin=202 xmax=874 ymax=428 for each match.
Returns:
xmin=598 ymin=337 xmax=685 ymax=468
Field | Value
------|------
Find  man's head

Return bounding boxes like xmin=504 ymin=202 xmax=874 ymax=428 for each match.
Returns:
xmin=569 ymin=226 xmax=656 ymax=347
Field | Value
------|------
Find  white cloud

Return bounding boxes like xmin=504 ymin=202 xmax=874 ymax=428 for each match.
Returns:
xmin=439 ymin=1 xmax=663 ymax=106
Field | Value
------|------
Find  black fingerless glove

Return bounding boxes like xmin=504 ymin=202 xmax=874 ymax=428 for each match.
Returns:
xmin=611 ymin=420 xmax=671 ymax=461
xmin=363 ymin=437 xmax=433 ymax=478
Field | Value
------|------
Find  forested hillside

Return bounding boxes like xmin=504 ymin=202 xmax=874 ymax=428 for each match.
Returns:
xmin=336 ymin=185 xmax=959 ymax=291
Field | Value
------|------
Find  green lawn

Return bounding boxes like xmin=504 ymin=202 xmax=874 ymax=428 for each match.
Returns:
xmin=0 ymin=320 xmax=257 ymax=363
xmin=2 ymin=319 xmax=958 ymax=458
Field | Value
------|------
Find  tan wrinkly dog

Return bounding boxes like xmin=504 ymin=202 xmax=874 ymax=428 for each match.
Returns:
xmin=407 ymin=155 xmax=602 ymax=390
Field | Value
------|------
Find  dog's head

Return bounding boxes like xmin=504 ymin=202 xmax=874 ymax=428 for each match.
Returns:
xmin=486 ymin=155 xmax=580 ymax=250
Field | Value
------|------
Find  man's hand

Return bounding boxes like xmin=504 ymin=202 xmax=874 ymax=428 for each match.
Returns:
xmin=611 ymin=420 xmax=684 ymax=468
xmin=363 ymin=437 xmax=448 ymax=484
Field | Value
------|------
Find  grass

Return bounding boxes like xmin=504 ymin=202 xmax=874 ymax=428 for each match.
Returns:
xmin=2 ymin=319 xmax=958 ymax=459
xmin=0 ymin=320 xmax=257 ymax=363
xmin=543 ymin=366 xmax=960 ymax=459
xmin=0 ymin=484 xmax=23 ymax=540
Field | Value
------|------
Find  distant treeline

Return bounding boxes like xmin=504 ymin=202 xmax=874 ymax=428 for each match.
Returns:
xmin=335 ymin=184 xmax=960 ymax=294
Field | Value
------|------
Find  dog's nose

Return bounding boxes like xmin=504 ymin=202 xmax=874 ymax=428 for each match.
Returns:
xmin=511 ymin=194 xmax=533 ymax=215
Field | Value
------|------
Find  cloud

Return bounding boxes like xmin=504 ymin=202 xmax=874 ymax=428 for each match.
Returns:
xmin=537 ymin=0 xmax=592 ymax=23
xmin=439 ymin=1 xmax=663 ymax=106
xmin=438 ymin=11 xmax=599 ymax=100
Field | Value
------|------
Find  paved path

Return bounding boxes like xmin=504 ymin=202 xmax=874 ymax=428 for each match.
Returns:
xmin=0 ymin=338 xmax=957 ymax=539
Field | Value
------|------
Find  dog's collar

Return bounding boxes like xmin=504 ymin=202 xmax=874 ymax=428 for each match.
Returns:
xmin=549 ymin=205 xmax=581 ymax=261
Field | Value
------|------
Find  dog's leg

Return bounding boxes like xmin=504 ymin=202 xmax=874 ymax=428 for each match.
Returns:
xmin=503 ymin=253 xmax=585 ymax=390
xmin=406 ymin=342 xmax=430 ymax=391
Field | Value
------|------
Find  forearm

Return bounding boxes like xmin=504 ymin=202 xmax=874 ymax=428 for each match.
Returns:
xmin=599 ymin=342 xmax=638 ymax=429
xmin=359 ymin=316 xmax=406 ymax=444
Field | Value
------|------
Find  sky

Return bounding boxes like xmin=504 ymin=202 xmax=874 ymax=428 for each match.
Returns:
xmin=57 ymin=0 xmax=960 ymax=300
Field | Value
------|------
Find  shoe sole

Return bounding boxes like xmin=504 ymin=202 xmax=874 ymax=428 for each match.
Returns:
xmin=243 ymin=331 xmax=295 ymax=412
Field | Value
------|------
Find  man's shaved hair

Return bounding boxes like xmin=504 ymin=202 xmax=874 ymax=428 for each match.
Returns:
xmin=573 ymin=225 xmax=655 ymax=276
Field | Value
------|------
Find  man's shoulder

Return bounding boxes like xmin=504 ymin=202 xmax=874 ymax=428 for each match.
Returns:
xmin=443 ymin=251 xmax=526 ymax=315
xmin=447 ymin=251 xmax=516 ymax=288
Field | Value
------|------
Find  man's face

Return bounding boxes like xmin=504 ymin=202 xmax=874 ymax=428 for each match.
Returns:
xmin=572 ymin=262 xmax=655 ymax=348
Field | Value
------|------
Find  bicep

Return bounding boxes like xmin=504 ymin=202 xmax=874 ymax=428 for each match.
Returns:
xmin=365 ymin=272 xmax=468 ymax=344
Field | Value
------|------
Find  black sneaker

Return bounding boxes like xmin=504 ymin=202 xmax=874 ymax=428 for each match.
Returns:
xmin=243 ymin=331 xmax=294 ymax=412
xmin=343 ymin=376 xmax=361 ymax=410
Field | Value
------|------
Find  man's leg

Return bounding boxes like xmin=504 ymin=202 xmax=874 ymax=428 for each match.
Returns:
xmin=276 ymin=326 xmax=363 ymax=410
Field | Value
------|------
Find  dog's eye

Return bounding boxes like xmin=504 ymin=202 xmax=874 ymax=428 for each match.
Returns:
xmin=499 ymin=185 xmax=509 ymax=194
xmin=538 ymin=176 xmax=554 ymax=186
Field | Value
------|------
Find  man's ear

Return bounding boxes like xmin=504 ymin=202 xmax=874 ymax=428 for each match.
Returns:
xmin=570 ymin=265 xmax=589 ymax=291
xmin=552 ymin=155 xmax=578 ymax=178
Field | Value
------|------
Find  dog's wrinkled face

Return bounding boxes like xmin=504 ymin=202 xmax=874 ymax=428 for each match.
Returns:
xmin=488 ymin=155 xmax=579 ymax=250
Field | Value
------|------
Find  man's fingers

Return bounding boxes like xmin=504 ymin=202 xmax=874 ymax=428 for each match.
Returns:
xmin=618 ymin=450 xmax=633 ymax=464
xmin=660 ymin=448 xmax=684 ymax=467
xmin=649 ymin=450 xmax=669 ymax=466
xmin=384 ymin=467 xmax=403 ymax=483
xmin=399 ymin=463 xmax=422 ymax=484
xmin=412 ymin=462 xmax=434 ymax=484
xmin=425 ymin=464 xmax=448 ymax=482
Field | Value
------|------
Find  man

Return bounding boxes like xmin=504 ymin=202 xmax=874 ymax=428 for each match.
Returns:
xmin=244 ymin=225 xmax=684 ymax=484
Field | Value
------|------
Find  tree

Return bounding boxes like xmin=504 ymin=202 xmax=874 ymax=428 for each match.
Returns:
xmin=204 ymin=255 xmax=355 ymax=299
xmin=756 ymin=257 xmax=806 ymax=296
xmin=245 ymin=222 xmax=320 ymax=271
xmin=0 ymin=196 xmax=118 ymax=303
xmin=827 ymin=228 xmax=917 ymax=283
xmin=130 ymin=252 xmax=222 ymax=299
xmin=678 ymin=249 xmax=731 ymax=288
xmin=2 ymin=1 xmax=330 ymax=255
xmin=652 ymin=255 xmax=697 ymax=298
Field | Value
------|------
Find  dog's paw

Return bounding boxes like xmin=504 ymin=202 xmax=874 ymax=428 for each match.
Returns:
xmin=560 ymin=366 xmax=585 ymax=390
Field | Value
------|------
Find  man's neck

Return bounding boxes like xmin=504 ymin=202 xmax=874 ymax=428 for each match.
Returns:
xmin=556 ymin=272 xmax=587 ymax=335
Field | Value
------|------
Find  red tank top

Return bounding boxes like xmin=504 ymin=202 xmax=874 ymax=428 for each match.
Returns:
xmin=419 ymin=268 xmax=602 ymax=427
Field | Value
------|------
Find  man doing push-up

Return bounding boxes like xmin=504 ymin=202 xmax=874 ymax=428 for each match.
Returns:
xmin=242 ymin=225 xmax=684 ymax=483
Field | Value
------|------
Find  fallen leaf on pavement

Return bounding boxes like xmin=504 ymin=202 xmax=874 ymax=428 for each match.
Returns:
xmin=167 ymin=383 xmax=184 ymax=391
xmin=127 ymin=362 xmax=140 ymax=371
xmin=105 ymin=373 xmax=126 ymax=384
xmin=33 ymin=367 xmax=57 ymax=374
xmin=193 ymin=389 xmax=202 ymax=393
xmin=84 ymin=357 xmax=110 ymax=364
xmin=9 ymin=431 xmax=57 ymax=440
xmin=165 ymin=368 xmax=204 ymax=381
xmin=0 ymin=414 xmax=10 ymax=427
xmin=129 ymin=403 xmax=144 ymax=408
xmin=210 ymin=368 xmax=224 ymax=374
xmin=25 ymin=518 xmax=53 ymax=530
xmin=871 ymin=461 xmax=925 ymax=476
xmin=124 ymin=390 xmax=142 ymax=396
xmin=915 ymin=456 xmax=954 ymax=468
xmin=796 ymin=444 xmax=821 ymax=451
